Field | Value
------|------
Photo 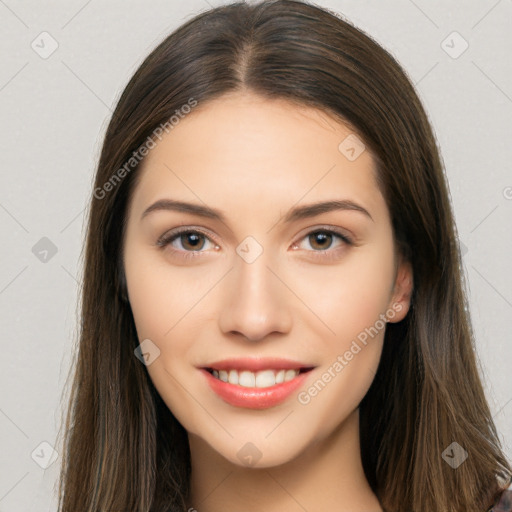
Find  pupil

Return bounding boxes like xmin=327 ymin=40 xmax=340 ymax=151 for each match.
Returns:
xmin=183 ymin=233 xmax=204 ymax=250
xmin=310 ymin=232 xmax=331 ymax=250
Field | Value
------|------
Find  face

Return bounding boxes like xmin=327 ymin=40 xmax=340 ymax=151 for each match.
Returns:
xmin=123 ymin=91 xmax=412 ymax=468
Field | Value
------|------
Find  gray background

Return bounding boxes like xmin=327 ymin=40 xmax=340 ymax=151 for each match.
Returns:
xmin=0 ymin=0 xmax=511 ymax=510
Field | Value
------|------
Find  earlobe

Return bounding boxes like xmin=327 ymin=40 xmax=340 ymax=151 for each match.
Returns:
xmin=387 ymin=259 xmax=413 ymax=323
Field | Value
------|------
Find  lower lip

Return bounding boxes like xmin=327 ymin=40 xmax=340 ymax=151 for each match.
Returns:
xmin=200 ymin=368 xmax=312 ymax=409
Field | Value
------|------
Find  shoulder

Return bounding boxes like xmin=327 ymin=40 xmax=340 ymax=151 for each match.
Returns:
xmin=488 ymin=482 xmax=512 ymax=512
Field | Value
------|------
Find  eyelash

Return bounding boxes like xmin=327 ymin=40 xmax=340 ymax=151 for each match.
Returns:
xmin=156 ymin=226 xmax=353 ymax=262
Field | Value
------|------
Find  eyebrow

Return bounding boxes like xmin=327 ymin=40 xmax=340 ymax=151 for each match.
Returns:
xmin=140 ymin=198 xmax=373 ymax=223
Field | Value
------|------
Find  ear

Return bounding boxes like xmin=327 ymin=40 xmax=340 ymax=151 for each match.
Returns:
xmin=386 ymin=255 xmax=413 ymax=323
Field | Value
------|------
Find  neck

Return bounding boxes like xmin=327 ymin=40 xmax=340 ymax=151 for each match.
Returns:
xmin=186 ymin=408 xmax=383 ymax=512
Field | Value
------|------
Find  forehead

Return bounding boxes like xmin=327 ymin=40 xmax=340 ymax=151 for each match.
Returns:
xmin=128 ymin=92 xmax=384 ymax=221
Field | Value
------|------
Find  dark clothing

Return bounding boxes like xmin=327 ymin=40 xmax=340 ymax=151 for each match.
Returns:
xmin=488 ymin=483 xmax=512 ymax=512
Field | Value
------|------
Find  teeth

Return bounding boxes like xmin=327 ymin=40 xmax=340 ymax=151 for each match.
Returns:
xmin=255 ymin=370 xmax=275 ymax=388
xmin=210 ymin=368 xmax=300 ymax=388
xmin=228 ymin=369 xmax=239 ymax=385
xmin=239 ymin=371 xmax=255 ymax=387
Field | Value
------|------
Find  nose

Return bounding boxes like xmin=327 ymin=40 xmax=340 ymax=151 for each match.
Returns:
xmin=217 ymin=250 xmax=293 ymax=342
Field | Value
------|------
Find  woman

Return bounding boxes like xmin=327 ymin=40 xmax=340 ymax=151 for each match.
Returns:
xmin=57 ymin=1 xmax=512 ymax=510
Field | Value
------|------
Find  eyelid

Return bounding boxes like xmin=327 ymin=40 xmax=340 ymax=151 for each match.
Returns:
xmin=156 ymin=225 xmax=219 ymax=247
xmin=293 ymin=224 xmax=354 ymax=245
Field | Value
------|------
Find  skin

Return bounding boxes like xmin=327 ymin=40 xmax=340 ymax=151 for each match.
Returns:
xmin=123 ymin=90 xmax=413 ymax=511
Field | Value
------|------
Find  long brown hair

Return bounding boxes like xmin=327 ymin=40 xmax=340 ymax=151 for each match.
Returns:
xmin=56 ymin=1 xmax=512 ymax=510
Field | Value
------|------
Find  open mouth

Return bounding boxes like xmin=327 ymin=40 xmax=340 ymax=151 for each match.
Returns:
xmin=204 ymin=367 xmax=314 ymax=389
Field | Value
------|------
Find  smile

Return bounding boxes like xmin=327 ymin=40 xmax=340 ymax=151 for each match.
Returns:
xmin=207 ymin=368 xmax=309 ymax=388
xmin=200 ymin=366 xmax=315 ymax=409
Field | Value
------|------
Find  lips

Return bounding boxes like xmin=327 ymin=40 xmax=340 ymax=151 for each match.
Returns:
xmin=198 ymin=357 xmax=316 ymax=409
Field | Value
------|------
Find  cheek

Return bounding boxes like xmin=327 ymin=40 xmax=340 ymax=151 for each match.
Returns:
xmin=124 ymin=250 xmax=209 ymax=431
xmin=124 ymin=248 xmax=217 ymax=401
xmin=294 ymin=242 xmax=396 ymax=347
xmin=125 ymin=246 xmax=207 ymax=340
xmin=294 ymin=248 xmax=395 ymax=431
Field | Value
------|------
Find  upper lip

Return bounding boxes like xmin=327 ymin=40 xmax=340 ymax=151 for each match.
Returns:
xmin=200 ymin=357 xmax=316 ymax=372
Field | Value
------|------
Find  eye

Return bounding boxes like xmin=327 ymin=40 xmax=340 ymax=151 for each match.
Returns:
xmin=156 ymin=226 xmax=353 ymax=262
xmin=156 ymin=227 xmax=219 ymax=260
xmin=291 ymin=228 xmax=353 ymax=261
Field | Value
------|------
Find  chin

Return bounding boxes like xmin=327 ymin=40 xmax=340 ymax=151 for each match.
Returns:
xmin=202 ymin=429 xmax=312 ymax=469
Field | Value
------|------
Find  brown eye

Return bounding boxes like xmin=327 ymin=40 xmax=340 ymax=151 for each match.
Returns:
xmin=291 ymin=227 xmax=353 ymax=262
xmin=308 ymin=231 xmax=335 ymax=250
xmin=178 ymin=232 xmax=206 ymax=251
xmin=156 ymin=228 xmax=219 ymax=259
